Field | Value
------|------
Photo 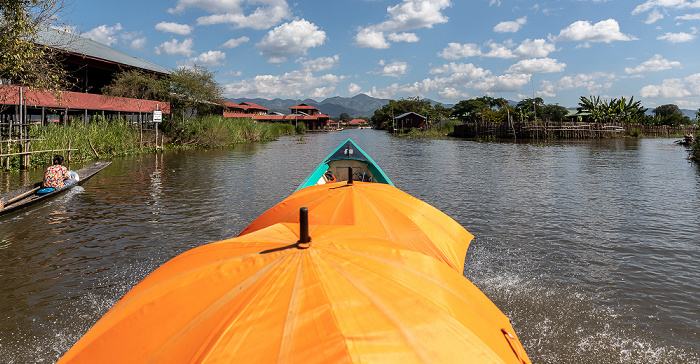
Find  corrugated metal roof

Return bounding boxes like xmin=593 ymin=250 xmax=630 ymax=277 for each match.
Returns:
xmin=35 ymin=29 xmax=170 ymax=75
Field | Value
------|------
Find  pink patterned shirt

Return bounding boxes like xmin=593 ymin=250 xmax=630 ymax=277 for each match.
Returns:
xmin=43 ymin=165 xmax=68 ymax=188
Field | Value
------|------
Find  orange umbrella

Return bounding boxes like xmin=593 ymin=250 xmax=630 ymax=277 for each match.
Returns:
xmin=239 ymin=181 xmax=473 ymax=273
xmin=58 ymin=219 xmax=529 ymax=363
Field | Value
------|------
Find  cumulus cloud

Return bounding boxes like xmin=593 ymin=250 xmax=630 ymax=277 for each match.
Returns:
xmin=155 ymin=38 xmax=195 ymax=57
xmin=347 ymin=83 xmax=362 ymax=95
xmin=130 ymin=37 xmax=147 ymax=50
xmin=506 ymin=58 xmax=566 ymax=74
xmin=256 ymin=19 xmax=326 ymax=62
xmin=438 ymin=42 xmax=481 ymax=59
xmin=299 ymin=55 xmax=340 ymax=72
xmin=657 ymin=30 xmax=696 ymax=42
xmin=473 ymin=73 xmax=531 ymax=92
xmin=625 ymin=54 xmax=681 ymax=73
xmin=354 ymin=29 xmax=391 ymax=49
xmin=374 ymin=61 xmax=409 ymax=77
xmin=640 ymin=73 xmax=700 ymax=98
xmin=83 ymin=23 xmax=123 ymax=46
xmin=186 ymin=50 xmax=226 ymax=66
xmin=513 ymin=39 xmax=556 ymax=58
xmin=155 ymin=22 xmax=193 ymax=35
xmin=554 ymin=19 xmax=637 ymax=43
xmin=388 ymin=32 xmax=420 ymax=43
xmin=168 ymin=0 xmax=291 ymax=30
xmin=437 ymin=39 xmax=555 ymax=60
xmin=221 ymin=36 xmax=250 ymax=48
xmin=223 ymin=70 xmax=349 ymax=99
xmin=540 ymin=72 xmax=614 ymax=94
xmin=354 ymin=0 xmax=451 ymax=48
xmin=494 ymin=16 xmax=527 ymax=33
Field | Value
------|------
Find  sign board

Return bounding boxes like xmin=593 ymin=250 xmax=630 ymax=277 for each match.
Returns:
xmin=153 ymin=110 xmax=163 ymax=123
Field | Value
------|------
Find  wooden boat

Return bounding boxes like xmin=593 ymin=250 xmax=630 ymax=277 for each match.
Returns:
xmin=0 ymin=161 xmax=111 ymax=216
xmin=296 ymin=138 xmax=393 ymax=191
xmin=57 ymin=147 xmax=532 ymax=363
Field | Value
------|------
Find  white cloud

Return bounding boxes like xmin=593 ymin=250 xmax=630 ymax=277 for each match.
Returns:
xmin=438 ymin=39 xmax=555 ymax=60
xmin=355 ymin=0 xmax=451 ymax=48
xmin=155 ymin=22 xmax=193 ymax=35
xmin=676 ymin=13 xmax=700 ymax=20
xmin=640 ymin=73 xmax=700 ymax=98
xmin=347 ymin=83 xmax=362 ymax=95
xmin=154 ymin=38 xmax=195 ymax=57
xmin=223 ymin=70 xmax=348 ymax=99
xmin=513 ymin=39 xmax=556 ymax=58
xmin=657 ymin=31 xmax=696 ymax=42
xmin=388 ymin=32 xmax=420 ymax=43
xmin=221 ymin=36 xmax=250 ymax=48
xmin=256 ymin=19 xmax=326 ymax=62
xmin=473 ymin=73 xmax=531 ymax=92
xmin=130 ymin=37 xmax=147 ymax=50
xmin=375 ymin=61 xmax=409 ymax=77
xmin=169 ymin=0 xmax=291 ymax=30
xmin=494 ymin=16 xmax=527 ymax=33
xmin=625 ymin=54 xmax=681 ymax=73
xmin=483 ymin=40 xmax=517 ymax=58
xmin=354 ymin=29 xmax=391 ymax=49
xmin=632 ymin=0 xmax=700 ymax=15
xmin=186 ymin=50 xmax=226 ymax=66
xmin=83 ymin=23 xmax=123 ymax=46
xmin=438 ymin=42 xmax=481 ymax=59
xmin=299 ymin=55 xmax=340 ymax=72
xmin=555 ymin=19 xmax=637 ymax=43
xmin=438 ymin=87 xmax=471 ymax=100
xmin=507 ymin=58 xmax=566 ymax=74
xmin=646 ymin=9 xmax=664 ymax=24
xmin=541 ymin=72 xmax=614 ymax=94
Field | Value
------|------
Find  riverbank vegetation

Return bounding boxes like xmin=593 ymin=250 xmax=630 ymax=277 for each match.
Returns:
xmin=1 ymin=117 xmax=298 ymax=170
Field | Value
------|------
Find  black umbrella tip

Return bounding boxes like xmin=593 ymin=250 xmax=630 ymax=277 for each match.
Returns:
xmin=297 ymin=207 xmax=311 ymax=249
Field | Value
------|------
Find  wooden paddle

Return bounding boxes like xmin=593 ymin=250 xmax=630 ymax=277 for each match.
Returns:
xmin=5 ymin=186 xmax=41 ymax=206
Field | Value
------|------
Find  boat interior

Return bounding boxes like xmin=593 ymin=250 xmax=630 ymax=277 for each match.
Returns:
xmin=319 ymin=160 xmax=375 ymax=185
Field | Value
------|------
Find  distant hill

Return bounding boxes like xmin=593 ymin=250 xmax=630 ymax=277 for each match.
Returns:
xmin=230 ymin=94 xmax=455 ymax=118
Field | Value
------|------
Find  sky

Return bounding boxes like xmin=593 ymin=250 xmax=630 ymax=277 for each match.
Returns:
xmin=62 ymin=0 xmax=700 ymax=110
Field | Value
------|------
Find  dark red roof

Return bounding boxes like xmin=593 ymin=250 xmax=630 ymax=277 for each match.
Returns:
xmin=1 ymin=84 xmax=170 ymax=113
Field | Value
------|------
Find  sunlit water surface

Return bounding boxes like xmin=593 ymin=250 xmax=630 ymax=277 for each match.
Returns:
xmin=1 ymin=130 xmax=698 ymax=363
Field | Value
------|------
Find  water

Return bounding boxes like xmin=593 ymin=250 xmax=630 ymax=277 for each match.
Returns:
xmin=1 ymin=130 xmax=698 ymax=363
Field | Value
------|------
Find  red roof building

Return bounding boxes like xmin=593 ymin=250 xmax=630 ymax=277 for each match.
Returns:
xmin=223 ymin=102 xmax=330 ymax=131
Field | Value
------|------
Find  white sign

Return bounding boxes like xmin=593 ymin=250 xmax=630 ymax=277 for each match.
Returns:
xmin=153 ymin=110 xmax=163 ymax=123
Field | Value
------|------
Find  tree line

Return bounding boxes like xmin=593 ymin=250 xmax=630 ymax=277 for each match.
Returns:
xmin=371 ymin=95 xmax=699 ymax=129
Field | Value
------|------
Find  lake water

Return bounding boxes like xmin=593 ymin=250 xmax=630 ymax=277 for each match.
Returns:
xmin=1 ymin=129 xmax=698 ymax=363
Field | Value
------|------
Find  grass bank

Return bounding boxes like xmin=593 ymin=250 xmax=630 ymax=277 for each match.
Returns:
xmin=400 ymin=120 xmax=461 ymax=139
xmin=4 ymin=117 xmax=299 ymax=170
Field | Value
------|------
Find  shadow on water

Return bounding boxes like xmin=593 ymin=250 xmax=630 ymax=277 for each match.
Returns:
xmin=1 ymin=132 xmax=699 ymax=363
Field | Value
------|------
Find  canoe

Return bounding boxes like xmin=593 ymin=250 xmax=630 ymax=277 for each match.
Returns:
xmin=0 ymin=161 xmax=111 ymax=216
xmin=57 ymin=147 xmax=531 ymax=363
xmin=296 ymin=138 xmax=393 ymax=191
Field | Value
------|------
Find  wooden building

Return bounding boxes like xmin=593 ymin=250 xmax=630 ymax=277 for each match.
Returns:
xmin=223 ymin=102 xmax=330 ymax=131
xmin=394 ymin=112 xmax=427 ymax=129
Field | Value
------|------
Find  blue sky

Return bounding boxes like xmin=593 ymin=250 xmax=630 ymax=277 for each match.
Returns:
xmin=64 ymin=0 xmax=700 ymax=109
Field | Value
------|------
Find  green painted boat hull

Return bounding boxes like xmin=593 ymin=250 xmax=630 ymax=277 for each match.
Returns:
xmin=296 ymin=139 xmax=393 ymax=191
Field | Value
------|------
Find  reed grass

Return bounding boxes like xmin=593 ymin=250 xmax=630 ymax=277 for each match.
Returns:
xmin=1 ymin=117 xmax=298 ymax=170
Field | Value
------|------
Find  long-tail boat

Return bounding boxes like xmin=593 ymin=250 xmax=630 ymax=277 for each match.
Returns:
xmin=57 ymin=141 xmax=530 ymax=363
xmin=0 ymin=161 xmax=111 ymax=217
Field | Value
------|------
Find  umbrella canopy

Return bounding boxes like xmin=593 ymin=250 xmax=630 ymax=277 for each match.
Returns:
xmin=58 ymin=221 xmax=529 ymax=363
xmin=239 ymin=182 xmax=473 ymax=273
